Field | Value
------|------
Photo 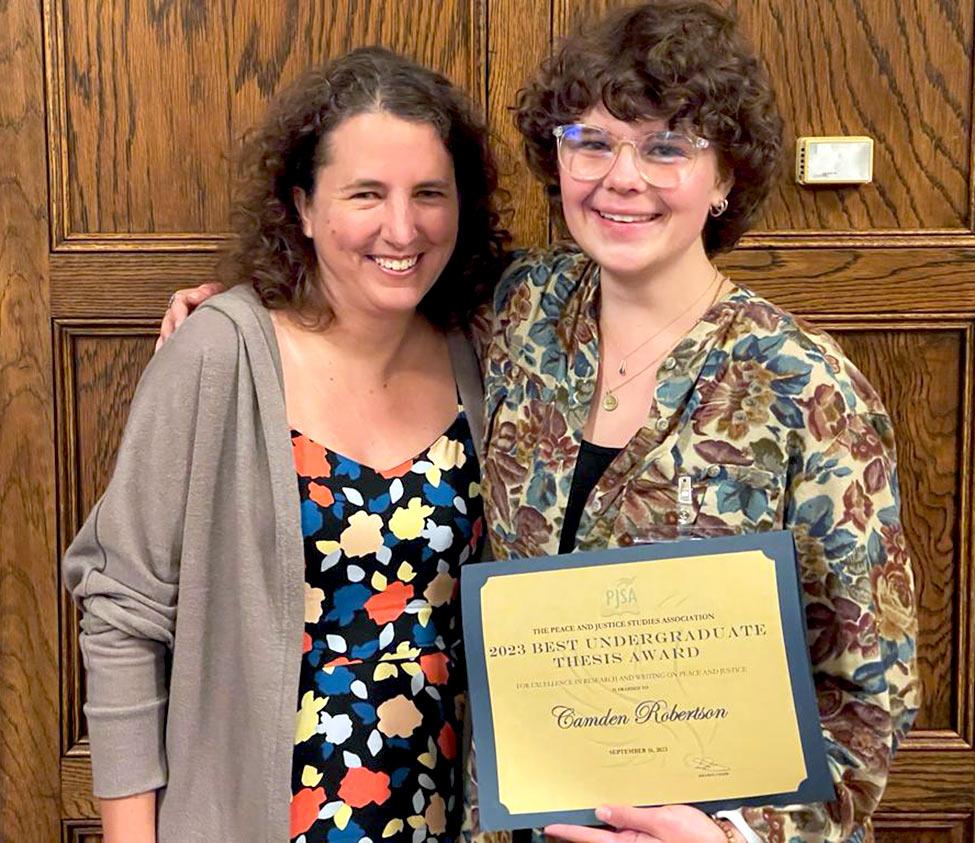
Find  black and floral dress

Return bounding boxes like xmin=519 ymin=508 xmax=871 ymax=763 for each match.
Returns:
xmin=289 ymin=409 xmax=484 ymax=843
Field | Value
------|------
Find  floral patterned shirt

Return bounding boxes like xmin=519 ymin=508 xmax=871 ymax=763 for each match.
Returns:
xmin=471 ymin=246 xmax=919 ymax=843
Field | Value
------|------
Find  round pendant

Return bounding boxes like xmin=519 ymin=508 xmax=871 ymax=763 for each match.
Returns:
xmin=602 ymin=392 xmax=619 ymax=411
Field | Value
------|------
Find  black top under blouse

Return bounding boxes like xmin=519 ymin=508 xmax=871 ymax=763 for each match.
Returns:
xmin=558 ymin=440 xmax=621 ymax=554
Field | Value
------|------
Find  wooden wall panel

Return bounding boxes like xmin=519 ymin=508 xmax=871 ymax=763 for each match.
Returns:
xmin=487 ymin=0 xmax=551 ymax=248
xmin=554 ymin=0 xmax=974 ymax=242
xmin=824 ymin=324 xmax=971 ymax=736
xmin=874 ymin=812 xmax=973 ymax=843
xmin=61 ymin=820 xmax=102 ymax=843
xmin=740 ymin=0 xmax=973 ymax=236
xmin=0 ymin=1 xmax=60 ymax=840
xmin=47 ymin=0 xmax=485 ymax=249
xmin=44 ymin=246 xmax=975 ymax=318
xmin=54 ymin=323 xmax=159 ymax=754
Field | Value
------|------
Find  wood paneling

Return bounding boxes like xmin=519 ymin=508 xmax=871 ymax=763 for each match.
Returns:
xmin=0 ymin=1 xmax=61 ymax=840
xmin=883 ymin=749 xmax=975 ymax=808
xmin=46 ymin=246 xmax=975 ymax=319
xmin=47 ymin=0 xmax=486 ymax=249
xmin=61 ymin=756 xmax=97 ymax=820
xmin=61 ymin=819 xmax=102 ymax=843
xmin=741 ymin=0 xmax=973 ymax=236
xmin=487 ymin=0 xmax=551 ymax=249
xmin=875 ymin=812 xmax=973 ymax=843
xmin=825 ymin=324 xmax=971 ymax=736
xmin=2 ymin=0 xmax=973 ymax=838
xmin=54 ymin=323 xmax=158 ymax=753
xmin=721 ymin=248 xmax=975 ymax=315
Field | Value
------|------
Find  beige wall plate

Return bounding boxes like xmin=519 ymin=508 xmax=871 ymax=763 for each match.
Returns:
xmin=796 ymin=136 xmax=874 ymax=184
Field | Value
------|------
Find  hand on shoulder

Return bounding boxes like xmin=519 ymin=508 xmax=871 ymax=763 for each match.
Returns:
xmin=155 ymin=282 xmax=226 ymax=351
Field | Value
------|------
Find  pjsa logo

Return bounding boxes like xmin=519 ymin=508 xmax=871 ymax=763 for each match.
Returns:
xmin=602 ymin=577 xmax=639 ymax=616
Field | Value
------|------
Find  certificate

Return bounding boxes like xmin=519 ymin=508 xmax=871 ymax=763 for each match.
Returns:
xmin=460 ymin=531 xmax=834 ymax=831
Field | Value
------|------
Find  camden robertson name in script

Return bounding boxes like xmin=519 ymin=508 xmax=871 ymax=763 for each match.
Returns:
xmin=552 ymin=700 xmax=729 ymax=729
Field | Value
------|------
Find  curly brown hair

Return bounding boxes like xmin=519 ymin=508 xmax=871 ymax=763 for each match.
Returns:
xmin=514 ymin=0 xmax=783 ymax=254
xmin=222 ymin=47 xmax=510 ymax=329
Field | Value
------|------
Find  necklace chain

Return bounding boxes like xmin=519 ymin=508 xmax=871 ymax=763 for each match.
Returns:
xmin=611 ymin=266 xmax=721 ymax=376
xmin=601 ymin=272 xmax=728 ymax=412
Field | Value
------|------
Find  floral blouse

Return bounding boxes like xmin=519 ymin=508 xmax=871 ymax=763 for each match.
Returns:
xmin=470 ymin=246 xmax=919 ymax=843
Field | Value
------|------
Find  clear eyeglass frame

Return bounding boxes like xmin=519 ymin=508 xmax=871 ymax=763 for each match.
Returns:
xmin=552 ymin=122 xmax=711 ymax=188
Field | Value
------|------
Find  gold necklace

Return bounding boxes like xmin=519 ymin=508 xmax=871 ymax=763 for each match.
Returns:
xmin=610 ymin=266 xmax=721 ymax=376
xmin=601 ymin=274 xmax=728 ymax=412
xmin=601 ymin=347 xmax=673 ymax=411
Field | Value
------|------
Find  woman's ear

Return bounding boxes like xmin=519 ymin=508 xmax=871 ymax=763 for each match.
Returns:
xmin=711 ymin=170 xmax=734 ymax=208
xmin=293 ymin=187 xmax=313 ymax=238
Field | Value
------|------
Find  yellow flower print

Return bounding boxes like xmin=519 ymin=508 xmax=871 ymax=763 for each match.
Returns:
xmin=301 ymin=764 xmax=323 ymax=787
xmin=380 ymin=641 xmax=421 ymax=662
xmin=304 ymin=582 xmax=325 ymax=624
xmin=428 ymin=435 xmax=467 ymax=472
xmin=295 ymin=691 xmax=327 ymax=743
xmin=383 ymin=818 xmax=405 ymax=838
xmin=339 ymin=510 xmax=384 ymax=557
xmin=389 ymin=497 xmax=435 ymax=540
xmin=377 ymin=694 xmax=423 ymax=738
xmin=423 ymin=571 xmax=455 ymax=607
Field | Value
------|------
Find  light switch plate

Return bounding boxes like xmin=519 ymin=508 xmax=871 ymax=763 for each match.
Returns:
xmin=796 ymin=136 xmax=874 ymax=185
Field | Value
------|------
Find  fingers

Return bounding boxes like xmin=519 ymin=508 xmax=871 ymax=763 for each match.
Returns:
xmin=543 ymin=824 xmax=659 ymax=843
xmin=593 ymin=805 xmax=721 ymax=842
xmin=156 ymin=282 xmax=225 ymax=348
xmin=183 ymin=281 xmax=225 ymax=305
xmin=594 ymin=806 xmax=659 ymax=831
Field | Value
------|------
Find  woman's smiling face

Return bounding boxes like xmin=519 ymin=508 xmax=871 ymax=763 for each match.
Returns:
xmin=558 ymin=104 xmax=730 ymax=283
xmin=294 ymin=111 xmax=459 ymax=319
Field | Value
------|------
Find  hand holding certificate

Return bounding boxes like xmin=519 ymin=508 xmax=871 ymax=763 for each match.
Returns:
xmin=460 ymin=531 xmax=833 ymax=832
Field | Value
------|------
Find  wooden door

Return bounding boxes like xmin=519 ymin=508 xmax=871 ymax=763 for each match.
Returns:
xmin=1 ymin=1 xmax=972 ymax=839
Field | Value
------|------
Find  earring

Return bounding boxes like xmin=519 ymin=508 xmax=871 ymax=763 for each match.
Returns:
xmin=709 ymin=198 xmax=729 ymax=217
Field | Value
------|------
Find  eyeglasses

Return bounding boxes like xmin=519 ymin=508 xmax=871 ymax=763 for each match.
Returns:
xmin=552 ymin=123 xmax=710 ymax=188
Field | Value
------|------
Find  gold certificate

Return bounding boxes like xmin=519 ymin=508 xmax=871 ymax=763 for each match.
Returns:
xmin=461 ymin=532 xmax=833 ymax=831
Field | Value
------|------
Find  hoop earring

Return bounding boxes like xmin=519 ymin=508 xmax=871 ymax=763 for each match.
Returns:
xmin=709 ymin=198 xmax=729 ymax=218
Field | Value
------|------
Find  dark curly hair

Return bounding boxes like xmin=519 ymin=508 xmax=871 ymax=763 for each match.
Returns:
xmin=222 ymin=47 xmax=510 ymax=329
xmin=514 ymin=0 xmax=783 ymax=254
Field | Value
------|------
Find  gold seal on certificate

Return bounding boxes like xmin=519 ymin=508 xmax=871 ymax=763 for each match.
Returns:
xmin=461 ymin=532 xmax=833 ymax=831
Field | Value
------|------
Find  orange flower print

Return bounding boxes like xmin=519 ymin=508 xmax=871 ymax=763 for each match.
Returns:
xmin=302 ymin=631 xmax=312 ymax=654
xmin=420 ymin=652 xmax=449 ymax=685
xmin=322 ymin=655 xmax=361 ymax=669
xmin=291 ymin=434 xmax=331 ymax=478
xmin=379 ymin=459 xmax=413 ymax=479
xmin=437 ymin=722 xmax=457 ymax=760
xmin=338 ymin=767 xmax=391 ymax=808
xmin=290 ymin=786 xmax=326 ymax=837
xmin=364 ymin=581 xmax=414 ymax=625
xmin=307 ymin=480 xmax=334 ymax=507
xmin=377 ymin=694 xmax=423 ymax=738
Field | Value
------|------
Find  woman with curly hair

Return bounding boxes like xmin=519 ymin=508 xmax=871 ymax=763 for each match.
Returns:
xmin=156 ymin=2 xmax=918 ymax=841
xmin=63 ymin=47 xmax=508 ymax=842
xmin=480 ymin=2 xmax=918 ymax=841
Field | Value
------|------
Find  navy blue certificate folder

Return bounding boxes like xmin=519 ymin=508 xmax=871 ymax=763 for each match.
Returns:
xmin=461 ymin=530 xmax=835 ymax=832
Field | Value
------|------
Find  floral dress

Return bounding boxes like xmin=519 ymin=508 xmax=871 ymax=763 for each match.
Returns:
xmin=289 ymin=410 xmax=484 ymax=842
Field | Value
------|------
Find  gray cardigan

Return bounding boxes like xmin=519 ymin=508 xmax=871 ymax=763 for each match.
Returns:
xmin=62 ymin=285 xmax=486 ymax=841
